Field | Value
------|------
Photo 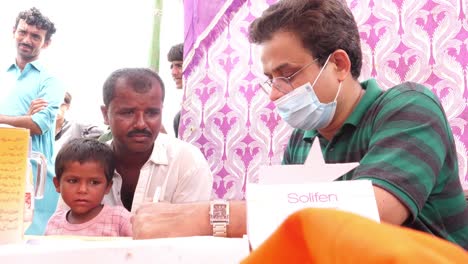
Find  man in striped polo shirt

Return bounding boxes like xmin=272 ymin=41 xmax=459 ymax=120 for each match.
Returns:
xmin=131 ymin=0 xmax=468 ymax=249
xmin=253 ymin=0 xmax=468 ymax=249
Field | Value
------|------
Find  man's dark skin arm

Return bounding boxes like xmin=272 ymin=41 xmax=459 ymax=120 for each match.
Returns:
xmin=0 ymin=98 xmax=49 ymax=135
xmin=132 ymin=201 xmax=247 ymax=239
xmin=0 ymin=115 xmax=42 ymax=134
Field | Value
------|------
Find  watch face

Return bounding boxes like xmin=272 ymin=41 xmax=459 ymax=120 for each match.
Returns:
xmin=212 ymin=204 xmax=228 ymax=221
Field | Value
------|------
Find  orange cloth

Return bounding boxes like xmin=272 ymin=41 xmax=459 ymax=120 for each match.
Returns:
xmin=242 ymin=208 xmax=468 ymax=263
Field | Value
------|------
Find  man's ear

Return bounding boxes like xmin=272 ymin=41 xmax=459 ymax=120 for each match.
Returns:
xmin=101 ymin=105 xmax=109 ymax=125
xmin=53 ymin=177 xmax=61 ymax=193
xmin=42 ymin=39 xmax=51 ymax=49
xmin=330 ymin=49 xmax=351 ymax=82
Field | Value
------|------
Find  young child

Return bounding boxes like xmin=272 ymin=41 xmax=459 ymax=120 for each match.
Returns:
xmin=45 ymin=138 xmax=132 ymax=237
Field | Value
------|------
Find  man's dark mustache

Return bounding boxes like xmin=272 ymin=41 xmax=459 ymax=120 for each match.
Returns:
xmin=127 ymin=129 xmax=152 ymax=137
xmin=19 ymin=43 xmax=33 ymax=49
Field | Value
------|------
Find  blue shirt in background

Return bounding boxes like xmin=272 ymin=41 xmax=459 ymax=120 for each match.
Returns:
xmin=0 ymin=60 xmax=65 ymax=235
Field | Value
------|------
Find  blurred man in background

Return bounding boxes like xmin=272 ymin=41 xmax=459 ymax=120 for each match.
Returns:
xmin=0 ymin=7 xmax=64 ymax=235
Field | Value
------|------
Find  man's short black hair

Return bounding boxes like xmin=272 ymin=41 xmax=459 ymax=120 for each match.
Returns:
xmin=167 ymin=43 xmax=183 ymax=62
xmin=102 ymin=67 xmax=165 ymax=106
xmin=14 ymin=7 xmax=56 ymax=41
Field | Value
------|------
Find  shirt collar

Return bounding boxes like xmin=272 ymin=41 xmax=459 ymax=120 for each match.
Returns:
xmin=5 ymin=59 xmax=43 ymax=72
xmin=147 ymin=133 xmax=170 ymax=166
xmin=28 ymin=60 xmax=44 ymax=71
xmin=303 ymin=78 xmax=383 ymax=140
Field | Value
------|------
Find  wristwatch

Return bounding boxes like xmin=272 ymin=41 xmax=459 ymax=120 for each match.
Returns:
xmin=209 ymin=200 xmax=230 ymax=237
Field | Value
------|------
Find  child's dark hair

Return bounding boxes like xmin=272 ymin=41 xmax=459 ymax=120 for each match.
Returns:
xmin=55 ymin=138 xmax=115 ymax=183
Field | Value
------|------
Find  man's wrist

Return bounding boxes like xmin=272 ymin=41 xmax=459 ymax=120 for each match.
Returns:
xmin=188 ymin=202 xmax=212 ymax=236
xmin=209 ymin=200 xmax=230 ymax=237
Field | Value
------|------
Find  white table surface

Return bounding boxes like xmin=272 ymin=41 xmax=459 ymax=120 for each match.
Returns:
xmin=0 ymin=235 xmax=250 ymax=264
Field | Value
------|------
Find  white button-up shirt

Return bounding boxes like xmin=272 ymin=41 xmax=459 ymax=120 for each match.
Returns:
xmin=103 ymin=133 xmax=214 ymax=212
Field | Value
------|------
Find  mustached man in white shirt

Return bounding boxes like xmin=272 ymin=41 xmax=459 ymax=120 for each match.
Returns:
xmin=98 ymin=68 xmax=213 ymax=213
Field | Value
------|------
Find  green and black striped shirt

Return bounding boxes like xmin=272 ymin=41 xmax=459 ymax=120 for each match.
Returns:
xmin=283 ymin=79 xmax=468 ymax=249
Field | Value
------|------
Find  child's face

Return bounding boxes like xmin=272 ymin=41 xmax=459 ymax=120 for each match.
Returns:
xmin=53 ymin=161 xmax=112 ymax=217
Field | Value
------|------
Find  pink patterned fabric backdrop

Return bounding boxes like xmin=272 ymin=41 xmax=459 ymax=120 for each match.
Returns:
xmin=181 ymin=0 xmax=468 ymax=199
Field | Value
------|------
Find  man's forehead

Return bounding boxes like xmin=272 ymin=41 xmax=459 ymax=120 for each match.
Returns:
xmin=16 ymin=20 xmax=46 ymax=34
xmin=260 ymin=47 xmax=290 ymax=75
xmin=108 ymin=97 xmax=162 ymax=109
xmin=112 ymin=85 xmax=162 ymax=101
xmin=259 ymin=34 xmax=310 ymax=75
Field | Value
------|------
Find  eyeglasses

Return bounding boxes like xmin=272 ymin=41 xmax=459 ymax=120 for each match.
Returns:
xmin=259 ymin=58 xmax=318 ymax=95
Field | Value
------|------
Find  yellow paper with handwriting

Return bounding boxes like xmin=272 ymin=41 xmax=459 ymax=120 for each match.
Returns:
xmin=0 ymin=126 xmax=29 ymax=244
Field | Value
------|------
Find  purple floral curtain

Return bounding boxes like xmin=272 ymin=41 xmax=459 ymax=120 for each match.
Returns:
xmin=182 ymin=0 xmax=468 ymax=199
xmin=183 ymin=0 xmax=247 ymax=77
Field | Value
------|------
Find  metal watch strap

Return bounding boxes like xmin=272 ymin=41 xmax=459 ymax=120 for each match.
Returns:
xmin=210 ymin=200 xmax=229 ymax=237
xmin=212 ymin=222 xmax=227 ymax=237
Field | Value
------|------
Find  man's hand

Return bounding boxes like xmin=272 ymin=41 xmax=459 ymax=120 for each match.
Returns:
xmin=131 ymin=202 xmax=211 ymax=239
xmin=27 ymin=98 xmax=48 ymax=115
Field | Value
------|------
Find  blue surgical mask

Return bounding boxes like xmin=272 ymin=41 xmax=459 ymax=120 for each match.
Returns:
xmin=274 ymin=55 xmax=342 ymax=130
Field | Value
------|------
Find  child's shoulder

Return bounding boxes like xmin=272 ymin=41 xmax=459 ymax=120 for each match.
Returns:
xmin=45 ymin=209 xmax=70 ymax=235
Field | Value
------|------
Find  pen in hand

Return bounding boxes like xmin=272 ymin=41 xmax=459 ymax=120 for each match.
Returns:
xmin=152 ymin=186 xmax=161 ymax=203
